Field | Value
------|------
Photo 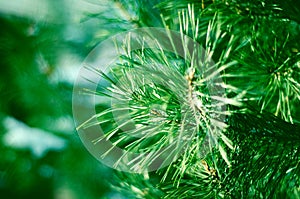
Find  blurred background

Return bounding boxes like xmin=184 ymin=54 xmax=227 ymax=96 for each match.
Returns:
xmin=0 ymin=0 xmax=143 ymax=198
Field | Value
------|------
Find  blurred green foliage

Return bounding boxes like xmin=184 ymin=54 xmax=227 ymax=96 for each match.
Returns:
xmin=0 ymin=1 xmax=124 ymax=198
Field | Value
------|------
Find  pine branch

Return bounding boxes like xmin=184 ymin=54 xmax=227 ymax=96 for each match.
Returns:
xmin=77 ymin=0 xmax=300 ymax=198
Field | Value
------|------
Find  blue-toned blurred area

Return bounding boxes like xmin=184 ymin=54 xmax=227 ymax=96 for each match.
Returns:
xmin=0 ymin=0 xmax=129 ymax=198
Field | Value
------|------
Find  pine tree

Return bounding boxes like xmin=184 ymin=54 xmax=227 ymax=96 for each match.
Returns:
xmin=75 ymin=0 xmax=300 ymax=198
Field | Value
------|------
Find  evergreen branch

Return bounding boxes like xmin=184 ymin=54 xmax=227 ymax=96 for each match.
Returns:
xmin=76 ymin=0 xmax=300 ymax=198
xmin=77 ymin=11 xmax=244 ymax=177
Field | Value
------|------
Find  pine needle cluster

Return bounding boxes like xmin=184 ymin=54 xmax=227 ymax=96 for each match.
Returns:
xmin=77 ymin=0 xmax=300 ymax=198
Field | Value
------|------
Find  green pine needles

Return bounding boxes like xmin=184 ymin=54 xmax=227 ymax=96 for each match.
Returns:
xmin=77 ymin=0 xmax=300 ymax=198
